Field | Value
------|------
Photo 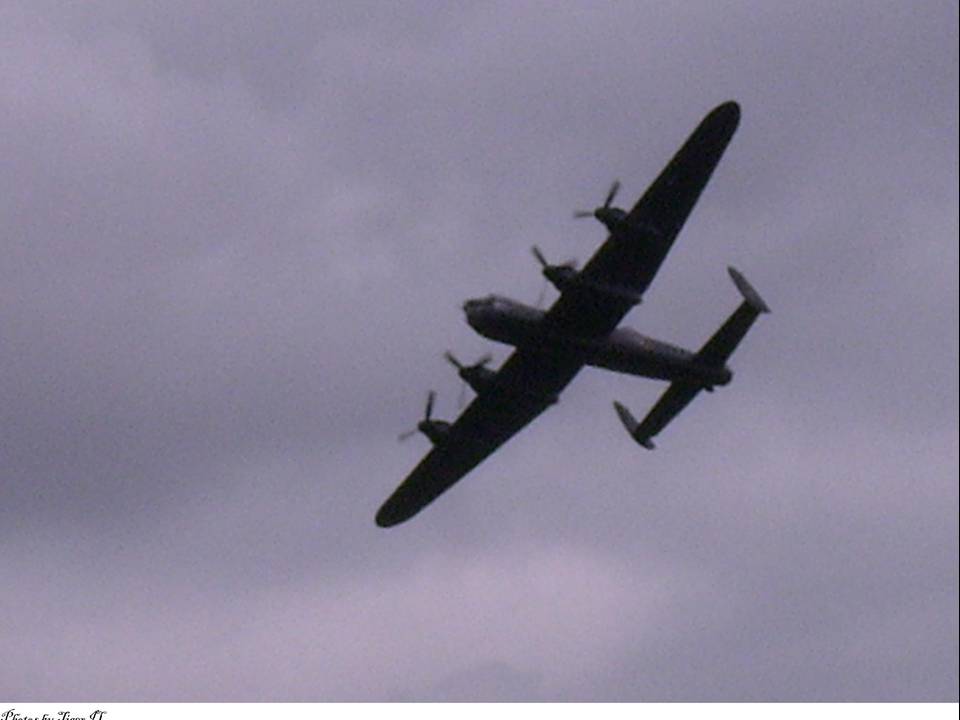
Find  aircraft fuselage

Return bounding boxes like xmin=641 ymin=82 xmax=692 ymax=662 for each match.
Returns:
xmin=463 ymin=295 xmax=731 ymax=387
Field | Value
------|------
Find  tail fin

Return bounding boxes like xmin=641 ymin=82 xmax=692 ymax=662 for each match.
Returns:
xmin=614 ymin=378 xmax=701 ymax=449
xmin=695 ymin=267 xmax=770 ymax=367
xmin=728 ymin=266 xmax=770 ymax=314
xmin=613 ymin=401 xmax=657 ymax=449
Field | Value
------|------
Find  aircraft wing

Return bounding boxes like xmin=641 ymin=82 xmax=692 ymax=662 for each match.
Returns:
xmin=544 ymin=101 xmax=741 ymax=338
xmin=376 ymin=348 xmax=583 ymax=527
xmin=377 ymin=102 xmax=742 ymax=527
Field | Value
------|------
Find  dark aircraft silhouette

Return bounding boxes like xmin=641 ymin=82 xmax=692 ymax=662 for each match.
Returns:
xmin=377 ymin=101 xmax=769 ymax=528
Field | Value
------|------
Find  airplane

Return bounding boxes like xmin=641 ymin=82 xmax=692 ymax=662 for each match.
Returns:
xmin=377 ymin=100 xmax=769 ymax=528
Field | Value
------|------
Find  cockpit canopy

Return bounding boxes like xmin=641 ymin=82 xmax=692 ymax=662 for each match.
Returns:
xmin=463 ymin=294 xmax=520 ymax=313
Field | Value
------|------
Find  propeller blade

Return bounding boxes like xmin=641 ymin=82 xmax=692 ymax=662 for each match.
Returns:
xmin=531 ymin=245 xmax=548 ymax=267
xmin=573 ymin=210 xmax=594 ymax=219
xmin=536 ymin=277 xmax=548 ymax=308
xmin=443 ymin=351 xmax=463 ymax=370
xmin=399 ymin=390 xmax=438 ymax=441
xmin=603 ymin=180 xmax=621 ymax=208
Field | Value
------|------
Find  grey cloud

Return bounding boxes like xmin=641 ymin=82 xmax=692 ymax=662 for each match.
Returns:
xmin=0 ymin=0 xmax=956 ymax=701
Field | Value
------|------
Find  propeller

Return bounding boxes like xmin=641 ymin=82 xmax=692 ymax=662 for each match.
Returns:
xmin=531 ymin=245 xmax=578 ymax=306
xmin=444 ymin=351 xmax=492 ymax=371
xmin=532 ymin=246 xmax=550 ymax=306
xmin=531 ymin=244 xmax=550 ymax=267
xmin=531 ymin=245 xmax=576 ymax=271
xmin=398 ymin=390 xmax=436 ymax=442
xmin=445 ymin=351 xmax=493 ymax=407
xmin=535 ymin=277 xmax=549 ymax=309
xmin=574 ymin=180 xmax=620 ymax=219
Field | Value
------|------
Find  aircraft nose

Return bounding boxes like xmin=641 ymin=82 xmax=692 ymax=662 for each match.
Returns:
xmin=463 ymin=299 xmax=485 ymax=328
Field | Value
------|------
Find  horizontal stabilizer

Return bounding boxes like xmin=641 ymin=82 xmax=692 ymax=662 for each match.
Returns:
xmin=695 ymin=268 xmax=769 ymax=368
xmin=617 ymin=269 xmax=770 ymax=449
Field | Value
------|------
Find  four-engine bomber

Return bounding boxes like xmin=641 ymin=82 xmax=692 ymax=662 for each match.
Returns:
xmin=378 ymin=101 xmax=770 ymax=528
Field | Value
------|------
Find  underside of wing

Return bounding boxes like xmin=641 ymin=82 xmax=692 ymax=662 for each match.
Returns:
xmin=376 ymin=349 xmax=583 ymax=527
xmin=376 ymin=431 xmax=499 ymax=528
xmin=620 ymin=101 xmax=741 ymax=286
xmin=545 ymin=101 xmax=741 ymax=338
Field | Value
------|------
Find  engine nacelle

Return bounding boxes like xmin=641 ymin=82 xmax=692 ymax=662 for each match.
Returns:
xmin=543 ymin=264 xmax=578 ymax=292
xmin=594 ymin=206 xmax=628 ymax=234
xmin=419 ymin=420 xmax=451 ymax=446
xmin=461 ymin=365 xmax=496 ymax=394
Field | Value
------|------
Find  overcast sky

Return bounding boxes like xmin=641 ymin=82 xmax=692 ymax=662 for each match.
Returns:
xmin=1 ymin=0 xmax=956 ymax=702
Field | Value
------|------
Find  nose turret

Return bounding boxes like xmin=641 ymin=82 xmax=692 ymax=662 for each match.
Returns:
xmin=462 ymin=297 xmax=486 ymax=324
xmin=462 ymin=297 xmax=490 ymax=335
xmin=461 ymin=294 xmax=541 ymax=347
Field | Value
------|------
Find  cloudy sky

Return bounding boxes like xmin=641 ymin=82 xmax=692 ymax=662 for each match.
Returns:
xmin=1 ymin=0 xmax=956 ymax=702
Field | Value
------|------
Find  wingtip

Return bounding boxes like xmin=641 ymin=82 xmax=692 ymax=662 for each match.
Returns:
xmin=713 ymin=100 xmax=740 ymax=121
xmin=375 ymin=503 xmax=404 ymax=528
xmin=703 ymin=101 xmax=740 ymax=137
